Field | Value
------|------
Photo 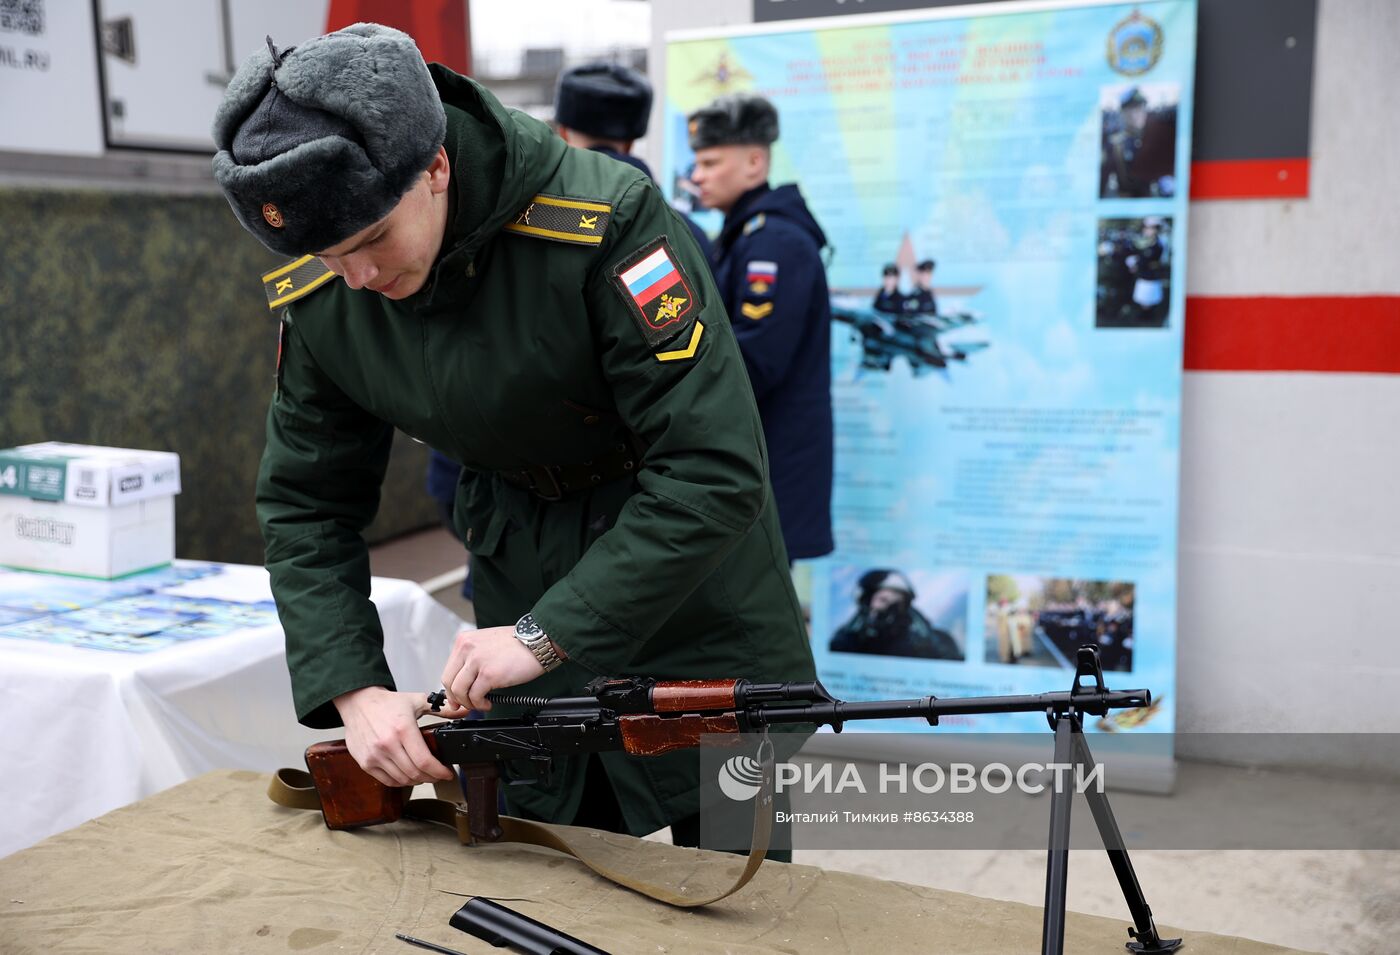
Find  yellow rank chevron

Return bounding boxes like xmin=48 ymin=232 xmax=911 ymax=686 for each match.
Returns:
xmin=740 ymin=301 xmax=774 ymax=320
xmin=655 ymin=321 xmax=704 ymax=362
xmin=504 ymin=194 xmax=613 ymax=246
xmin=262 ymin=255 xmax=337 ymax=310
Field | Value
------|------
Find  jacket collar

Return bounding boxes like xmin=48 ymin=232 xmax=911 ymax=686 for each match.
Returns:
xmin=415 ymin=67 xmax=570 ymax=308
xmin=719 ymin=182 xmax=772 ymax=247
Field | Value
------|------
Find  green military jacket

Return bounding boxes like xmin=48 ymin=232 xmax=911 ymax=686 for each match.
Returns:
xmin=257 ymin=66 xmax=816 ymax=833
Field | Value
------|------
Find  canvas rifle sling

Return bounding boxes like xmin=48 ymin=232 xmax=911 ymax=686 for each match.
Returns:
xmin=267 ymin=736 xmax=775 ymax=908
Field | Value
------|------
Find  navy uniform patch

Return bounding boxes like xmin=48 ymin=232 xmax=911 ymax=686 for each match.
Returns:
xmin=741 ymin=259 xmax=777 ymax=320
xmin=611 ymin=238 xmax=703 ymax=361
xmin=503 ymin=194 xmax=612 ymax=246
xmin=746 ymin=260 xmax=777 ymax=296
xmin=262 ymin=255 xmax=337 ymax=311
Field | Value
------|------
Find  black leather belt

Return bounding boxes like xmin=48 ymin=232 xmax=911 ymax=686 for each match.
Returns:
xmin=498 ymin=441 xmax=641 ymax=502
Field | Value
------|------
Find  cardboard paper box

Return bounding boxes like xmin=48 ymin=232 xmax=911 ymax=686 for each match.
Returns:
xmin=0 ymin=443 xmax=181 ymax=578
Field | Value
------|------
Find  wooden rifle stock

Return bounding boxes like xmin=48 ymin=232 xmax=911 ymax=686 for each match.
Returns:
xmin=304 ymin=726 xmax=503 ymax=841
xmin=304 ymin=736 xmax=410 ymax=829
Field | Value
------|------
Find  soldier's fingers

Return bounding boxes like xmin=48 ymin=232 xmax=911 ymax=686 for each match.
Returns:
xmin=354 ymin=753 xmax=401 ymax=788
xmin=467 ymin=672 xmax=495 ymax=712
xmin=420 ymin=694 xmax=471 ymax=720
xmin=383 ymin=740 xmax=434 ymax=787
xmin=439 ymin=631 xmax=473 ymax=694
xmin=359 ymin=731 xmax=421 ymax=787
xmin=346 ymin=735 xmax=406 ymax=788
xmin=362 ymin=748 xmax=413 ymax=788
xmin=402 ymin=728 xmax=455 ymax=781
xmin=447 ymin=659 xmax=479 ymax=713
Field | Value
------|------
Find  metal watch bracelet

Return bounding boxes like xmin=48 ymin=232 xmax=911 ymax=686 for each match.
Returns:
xmin=515 ymin=613 xmax=563 ymax=672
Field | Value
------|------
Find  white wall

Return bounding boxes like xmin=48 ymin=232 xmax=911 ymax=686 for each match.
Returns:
xmin=650 ymin=0 xmax=1400 ymax=751
xmin=1187 ymin=0 xmax=1398 ymax=297
xmin=1177 ymin=0 xmax=1400 ymax=741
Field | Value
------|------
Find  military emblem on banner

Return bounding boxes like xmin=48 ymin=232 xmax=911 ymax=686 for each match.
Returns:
xmin=692 ymin=52 xmax=754 ymax=94
xmin=1107 ymin=10 xmax=1163 ymax=77
xmin=611 ymin=237 xmax=700 ymax=348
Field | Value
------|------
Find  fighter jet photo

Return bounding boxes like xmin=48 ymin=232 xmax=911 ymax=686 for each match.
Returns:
xmin=831 ymin=293 xmax=990 ymax=377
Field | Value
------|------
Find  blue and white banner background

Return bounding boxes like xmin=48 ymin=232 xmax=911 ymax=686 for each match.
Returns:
xmin=666 ymin=0 xmax=1196 ymax=735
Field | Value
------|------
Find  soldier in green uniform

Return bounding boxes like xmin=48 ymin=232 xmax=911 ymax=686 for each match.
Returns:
xmin=211 ymin=24 xmax=815 ymax=844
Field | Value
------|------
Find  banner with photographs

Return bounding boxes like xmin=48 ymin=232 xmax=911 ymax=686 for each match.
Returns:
xmin=665 ymin=0 xmax=1195 ymax=738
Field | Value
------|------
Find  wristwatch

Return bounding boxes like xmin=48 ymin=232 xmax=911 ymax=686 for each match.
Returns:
xmin=514 ymin=613 xmax=563 ymax=673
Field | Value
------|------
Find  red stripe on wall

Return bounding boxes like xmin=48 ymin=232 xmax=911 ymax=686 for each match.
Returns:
xmin=326 ymin=0 xmax=470 ymax=74
xmin=1185 ymin=296 xmax=1400 ymax=373
xmin=1190 ymin=158 xmax=1310 ymax=200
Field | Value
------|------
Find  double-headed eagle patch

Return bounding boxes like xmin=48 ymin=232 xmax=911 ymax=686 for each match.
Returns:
xmin=611 ymin=237 xmax=703 ymax=361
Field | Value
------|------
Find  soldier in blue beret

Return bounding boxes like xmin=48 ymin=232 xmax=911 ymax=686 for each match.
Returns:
xmin=687 ymin=93 xmax=834 ymax=563
xmin=555 ymin=62 xmax=712 ymax=259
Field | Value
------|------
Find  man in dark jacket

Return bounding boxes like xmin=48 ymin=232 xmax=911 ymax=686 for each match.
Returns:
xmin=210 ymin=24 xmax=814 ymax=842
xmin=554 ymin=62 xmax=712 ymax=260
xmin=1100 ymin=86 xmax=1178 ymax=199
xmin=688 ymin=94 xmax=834 ymax=562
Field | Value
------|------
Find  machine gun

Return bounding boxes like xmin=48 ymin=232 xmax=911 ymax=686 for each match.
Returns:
xmin=290 ymin=647 xmax=1180 ymax=954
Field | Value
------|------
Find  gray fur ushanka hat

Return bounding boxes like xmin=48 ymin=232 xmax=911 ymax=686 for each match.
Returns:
xmin=211 ymin=23 xmax=446 ymax=257
xmin=687 ymin=93 xmax=779 ymax=151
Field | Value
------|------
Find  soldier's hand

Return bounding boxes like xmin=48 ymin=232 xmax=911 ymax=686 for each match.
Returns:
xmin=332 ymin=685 xmax=457 ymax=787
xmin=441 ymin=625 xmax=545 ymax=713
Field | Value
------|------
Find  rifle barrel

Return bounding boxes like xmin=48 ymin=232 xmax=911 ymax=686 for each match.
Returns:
xmin=751 ymin=688 xmax=1150 ymax=728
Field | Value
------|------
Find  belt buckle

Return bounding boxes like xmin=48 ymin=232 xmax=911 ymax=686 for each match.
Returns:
xmin=528 ymin=465 xmax=565 ymax=502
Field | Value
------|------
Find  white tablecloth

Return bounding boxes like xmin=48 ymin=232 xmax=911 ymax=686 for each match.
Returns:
xmin=0 ymin=562 xmax=464 ymax=858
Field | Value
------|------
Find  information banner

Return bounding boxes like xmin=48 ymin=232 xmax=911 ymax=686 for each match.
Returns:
xmin=666 ymin=0 xmax=1195 ymax=736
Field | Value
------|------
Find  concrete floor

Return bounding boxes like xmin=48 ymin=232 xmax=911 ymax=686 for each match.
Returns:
xmin=372 ymin=527 xmax=1400 ymax=954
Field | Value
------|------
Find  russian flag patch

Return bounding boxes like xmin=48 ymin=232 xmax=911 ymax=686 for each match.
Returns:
xmin=747 ymin=260 xmax=777 ymax=295
xmin=611 ymin=237 xmax=700 ymax=348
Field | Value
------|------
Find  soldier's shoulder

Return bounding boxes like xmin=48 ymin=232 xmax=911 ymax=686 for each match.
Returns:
xmin=499 ymin=150 xmax=651 ymax=249
xmin=261 ymin=255 xmax=340 ymax=315
xmin=553 ymin=145 xmax=651 ymax=202
xmin=742 ymin=213 xmax=820 ymax=257
xmin=741 ymin=212 xmax=767 ymax=237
